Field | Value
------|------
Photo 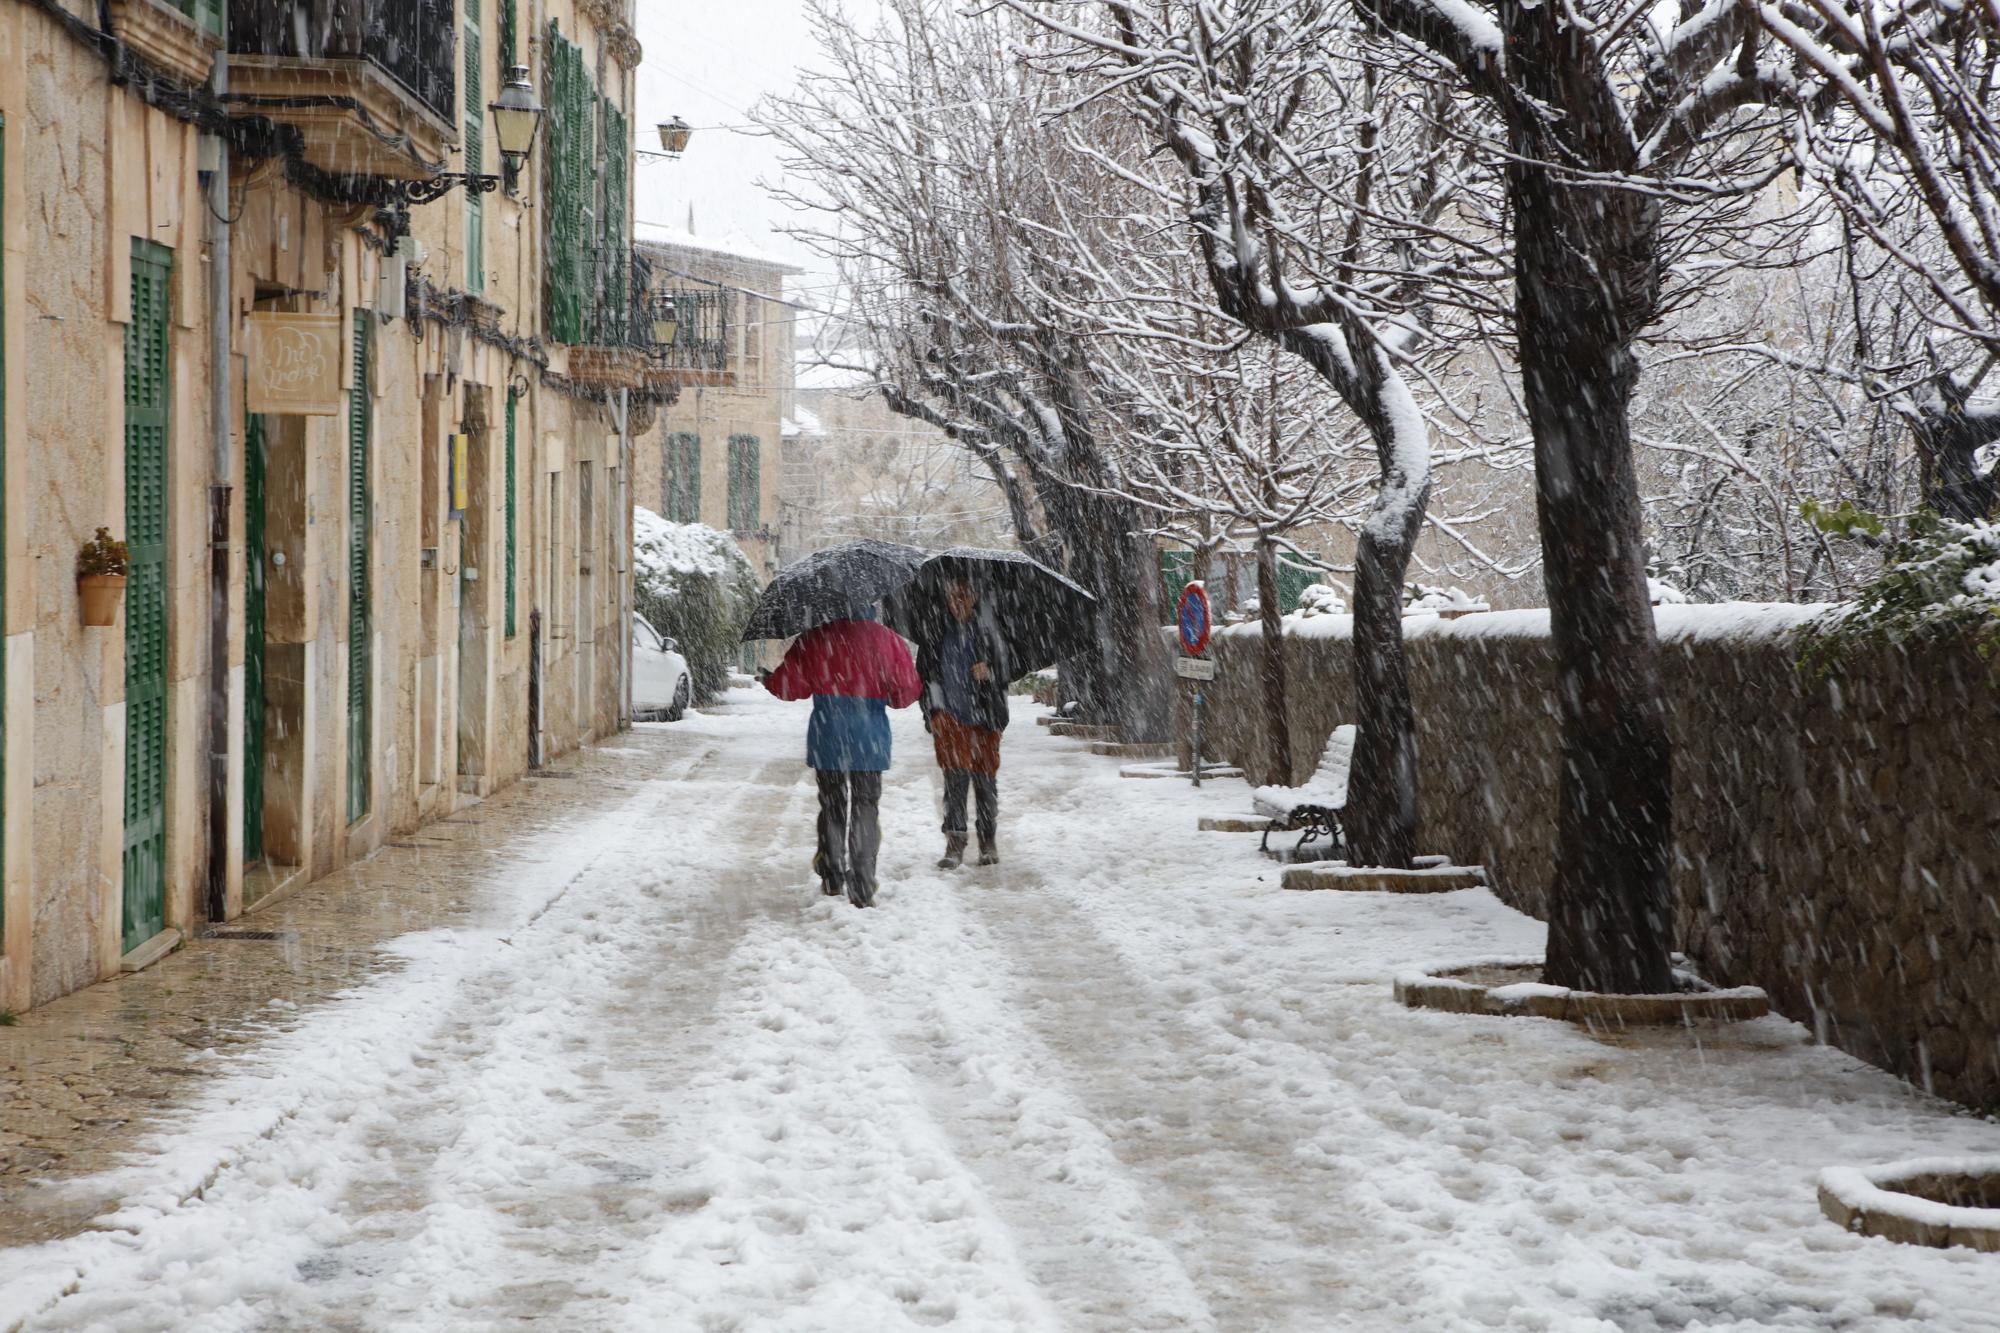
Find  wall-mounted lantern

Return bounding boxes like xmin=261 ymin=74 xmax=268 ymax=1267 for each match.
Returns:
xmin=489 ymin=65 xmax=547 ymax=194
xmin=657 ymin=116 xmax=693 ymax=158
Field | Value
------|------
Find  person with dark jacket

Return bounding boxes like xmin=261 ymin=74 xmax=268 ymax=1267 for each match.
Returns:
xmin=915 ymin=580 xmax=1012 ymax=869
xmin=764 ymin=612 xmax=922 ymax=907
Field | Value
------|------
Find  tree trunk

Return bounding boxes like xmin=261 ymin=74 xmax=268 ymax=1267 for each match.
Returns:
xmin=1255 ymin=539 xmax=1292 ymax=787
xmin=1343 ymin=520 xmax=1421 ymax=868
xmin=1505 ymin=27 xmax=1677 ymax=991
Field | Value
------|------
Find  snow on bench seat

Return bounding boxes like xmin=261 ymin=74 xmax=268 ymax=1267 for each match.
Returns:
xmin=1251 ymin=724 xmax=1354 ymax=819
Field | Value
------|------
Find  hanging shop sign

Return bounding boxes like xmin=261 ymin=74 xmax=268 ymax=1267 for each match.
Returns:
xmin=245 ymin=312 xmax=344 ymax=415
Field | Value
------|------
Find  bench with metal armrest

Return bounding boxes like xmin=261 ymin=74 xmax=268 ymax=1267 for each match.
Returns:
xmin=1250 ymin=723 xmax=1355 ymax=861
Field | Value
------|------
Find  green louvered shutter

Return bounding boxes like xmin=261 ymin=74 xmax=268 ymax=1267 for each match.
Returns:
xmin=123 ymin=240 xmax=172 ymax=954
xmin=347 ymin=317 xmax=373 ymax=823
xmin=603 ymin=97 xmax=629 ymax=342
xmin=243 ymin=413 xmax=267 ymax=865
xmin=543 ymin=25 xmax=571 ymax=340
xmin=668 ymin=433 xmax=701 ymax=523
xmin=464 ymin=12 xmax=485 ymax=293
xmin=544 ymin=24 xmax=588 ymax=344
xmin=728 ymin=435 xmax=760 ymax=532
xmin=498 ymin=0 xmax=517 ymax=71
xmin=572 ymin=47 xmax=595 ymax=341
xmin=505 ymin=390 xmax=518 ymax=637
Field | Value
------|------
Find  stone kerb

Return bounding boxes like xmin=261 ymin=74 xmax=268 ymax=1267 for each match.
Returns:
xmin=1180 ymin=609 xmax=2000 ymax=1108
xmin=1818 ymin=1158 xmax=2000 ymax=1252
xmin=1394 ymin=957 xmax=1772 ymax=1026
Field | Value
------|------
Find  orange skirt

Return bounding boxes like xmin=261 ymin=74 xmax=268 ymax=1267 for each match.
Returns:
xmin=931 ymin=710 xmax=1002 ymax=776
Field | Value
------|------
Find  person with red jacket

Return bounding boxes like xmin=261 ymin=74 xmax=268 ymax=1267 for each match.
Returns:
xmin=762 ymin=611 xmax=922 ymax=907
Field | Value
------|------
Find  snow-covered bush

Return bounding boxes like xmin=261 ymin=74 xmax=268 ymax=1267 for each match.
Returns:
xmin=1292 ymin=582 xmax=1347 ymax=618
xmin=633 ymin=507 xmax=760 ymax=702
xmin=1800 ymin=513 xmax=2000 ymax=669
xmin=1403 ymin=584 xmax=1488 ymax=616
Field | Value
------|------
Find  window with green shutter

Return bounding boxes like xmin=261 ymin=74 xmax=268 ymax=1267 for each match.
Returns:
xmin=176 ymin=0 xmax=222 ymax=37
xmin=727 ymin=435 xmax=760 ymax=533
xmin=597 ymin=95 xmax=629 ymax=343
xmin=505 ymin=390 xmax=518 ymax=637
xmin=498 ymin=0 xmax=517 ymax=69
xmin=464 ymin=9 xmax=484 ymax=293
xmin=665 ymin=433 xmax=700 ymax=523
xmin=124 ymin=240 xmax=173 ymax=954
xmin=347 ymin=316 xmax=373 ymax=824
xmin=543 ymin=23 xmax=592 ymax=344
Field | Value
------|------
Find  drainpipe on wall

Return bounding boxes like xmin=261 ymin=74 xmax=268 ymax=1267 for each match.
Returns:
xmin=203 ymin=34 xmax=232 ymax=925
xmin=617 ymin=388 xmax=633 ymax=730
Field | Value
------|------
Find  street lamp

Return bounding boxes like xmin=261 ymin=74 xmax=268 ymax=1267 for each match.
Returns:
xmin=651 ymin=292 xmax=680 ymax=350
xmin=489 ymin=65 xmax=547 ymax=194
xmin=657 ymin=116 xmax=693 ymax=158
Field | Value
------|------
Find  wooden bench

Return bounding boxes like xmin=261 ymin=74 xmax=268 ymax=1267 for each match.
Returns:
xmin=1251 ymin=724 xmax=1354 ymax=860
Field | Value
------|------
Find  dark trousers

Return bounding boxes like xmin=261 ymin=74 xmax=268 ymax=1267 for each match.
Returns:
xmin=815 ymin=770 xmax=882 ymax=890
xmin=942 ymin=769 xmax=999 ymax=847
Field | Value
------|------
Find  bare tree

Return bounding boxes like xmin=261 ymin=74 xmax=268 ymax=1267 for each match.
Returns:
xmin=1760 ymin=0 xmax=2000 ymax=521
xmin=1005 ymin=0 xmax=1506 ymax=864
xmin=765 ymin=1 xmax=1180 ymax=737
xmin=1328 ymin=0 xmax=1806 ymax=991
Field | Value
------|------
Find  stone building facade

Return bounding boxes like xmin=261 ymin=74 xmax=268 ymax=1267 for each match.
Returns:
xmin=0 ymin=0 xmax=666 ymax=1013
xmin=630 ymin=231 xmax=796 ymax=583
xmin=780 ymin=380 xmax=1012 ymax=557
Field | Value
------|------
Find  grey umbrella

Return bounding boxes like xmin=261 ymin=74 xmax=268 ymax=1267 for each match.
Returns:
xmin=740 ymin=539 xmax=928 ymax=641
xmin=882 ymin=547 xmax=1097 ymax=676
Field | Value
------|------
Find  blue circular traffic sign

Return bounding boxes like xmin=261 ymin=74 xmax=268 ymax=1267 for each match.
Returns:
xmin=1177 ymin=583 xmax=1211 ymax=655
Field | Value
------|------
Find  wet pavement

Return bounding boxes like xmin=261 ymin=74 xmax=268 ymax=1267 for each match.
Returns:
xmin=0 ymin=735 xmax=666 ymax=1251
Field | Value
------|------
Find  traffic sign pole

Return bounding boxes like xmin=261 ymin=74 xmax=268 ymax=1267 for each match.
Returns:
xmin=1176 ymin=584 xmax=1213 ymax=786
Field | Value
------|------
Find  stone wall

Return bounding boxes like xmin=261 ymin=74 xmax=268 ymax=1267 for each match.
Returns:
xmin=1186 ymin=608 xmax=2000 ymax=1108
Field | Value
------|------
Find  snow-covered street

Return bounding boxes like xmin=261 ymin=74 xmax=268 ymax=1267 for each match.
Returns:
xmin=6 ymin=693 xmax=2000 ymax=1332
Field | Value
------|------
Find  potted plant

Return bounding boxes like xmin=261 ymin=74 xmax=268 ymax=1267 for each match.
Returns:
xmin=77 ymin=527 xmax=129 ymax=626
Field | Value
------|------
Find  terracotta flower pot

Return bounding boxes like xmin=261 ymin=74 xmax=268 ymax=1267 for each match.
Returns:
xmin=79 ymin=573 xmax=126 ymax=626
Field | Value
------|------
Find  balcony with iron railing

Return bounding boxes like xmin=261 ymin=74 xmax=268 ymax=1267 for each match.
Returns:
xmin=566 ymin=253 xmax=733 ymax=393
xmin=226 ymin=0 xmax=457 ymax=181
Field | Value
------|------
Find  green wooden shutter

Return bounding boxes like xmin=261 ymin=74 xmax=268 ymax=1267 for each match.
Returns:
xmin=123 ymin=240 xmax=173 ymax=954
xmin=347 ymin=316 xmax=373 ymax=824
xmin=543 ymin=25 xmax=591 ymax=344
xmin=728 ymin=435 xmax=760 ymax=531
xmin=498 ymin=0 xmax=517 ymax=70
xmin=464 ymin=13 xmax=485 ymax=293
xmin=666 ymin=433 xmax=702 ymax=523
xmin=177 ymin=0 xmax=222 ymax=37
xmin=243 ymin=413 xmax=267 ymax=865
xmin=599 ymin=96 xmax=628 ymax=343
xmin=543 ymin=24 xmax=577 ymax=342
xmin=573 ymin=49 xmax=595 ymax=341
xmin=505 ymin=390 xmax=518 ymax=637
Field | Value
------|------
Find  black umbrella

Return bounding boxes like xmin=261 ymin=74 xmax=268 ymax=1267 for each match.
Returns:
xmin=883 ymin=547 xmax=1097 ymax=676
xmin=741 ymin=538 xmax=928 ymax=641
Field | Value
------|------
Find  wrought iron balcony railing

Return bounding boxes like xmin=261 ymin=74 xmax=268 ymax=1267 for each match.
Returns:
xmin=647 ymin=286 xmax=731 ymax=374
xmin=230 ymin=0 xmax=457 ymax=128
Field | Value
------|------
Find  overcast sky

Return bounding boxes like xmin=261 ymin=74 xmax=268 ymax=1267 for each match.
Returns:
xmin=631 ymin=0 xmax=830 ymax=278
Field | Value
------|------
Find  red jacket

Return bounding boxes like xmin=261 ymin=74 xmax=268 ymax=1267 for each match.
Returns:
xmin=765 ymin=619 xmax=921 ymax=708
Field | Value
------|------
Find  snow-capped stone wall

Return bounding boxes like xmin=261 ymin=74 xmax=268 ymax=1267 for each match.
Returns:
xmin=1183 ymin=607 xmax=2000 ymax=1108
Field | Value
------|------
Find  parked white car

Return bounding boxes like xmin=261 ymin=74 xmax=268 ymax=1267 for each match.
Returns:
xmin=632 ymin=613 xmax=693 ymax=721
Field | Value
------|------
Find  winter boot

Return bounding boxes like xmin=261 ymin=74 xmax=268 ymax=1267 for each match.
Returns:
xmin=937 ymin=835 xmax=967 ymax=871
xmin=813 ymin=851 xmax=842 ymax=896
xmin=847 ymin=877 xmax=877 ymax=909
xmin=976 ymin=837 xmax=999 ymax=867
